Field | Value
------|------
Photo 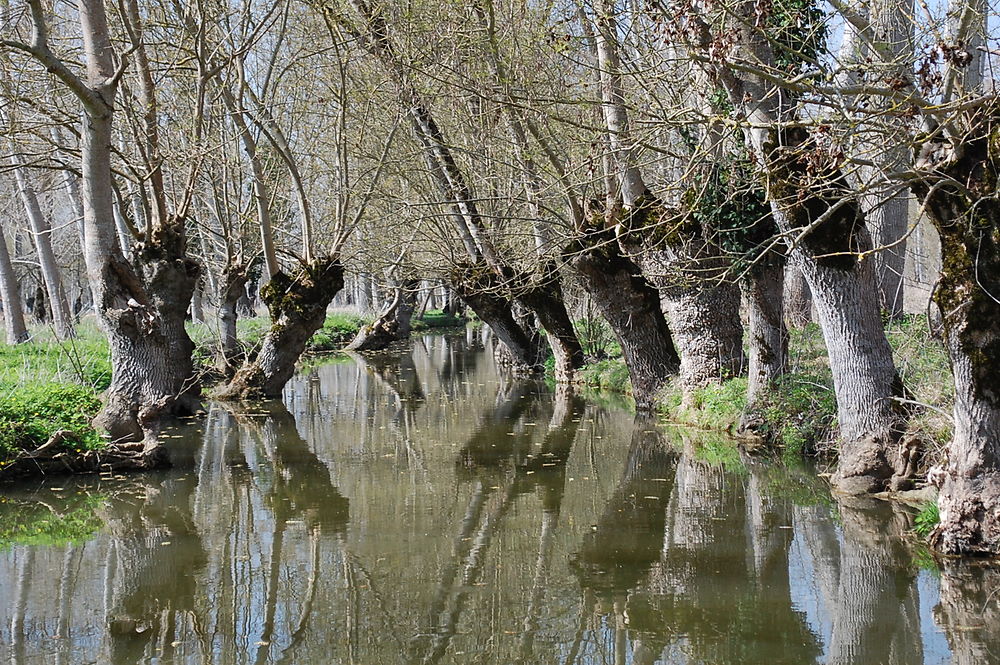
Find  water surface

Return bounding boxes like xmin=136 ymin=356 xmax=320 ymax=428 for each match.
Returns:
xmin=1 ymin=332 xmax=998 ymax=664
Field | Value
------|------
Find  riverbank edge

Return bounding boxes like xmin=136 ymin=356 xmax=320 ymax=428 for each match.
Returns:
xmin=566 ymin=318 xmax=951 ymax=507
xmin=0 ymin=310 xmax=467 ymax=479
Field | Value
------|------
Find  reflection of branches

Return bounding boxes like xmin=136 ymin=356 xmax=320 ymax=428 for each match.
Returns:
xmin=222 ymin=401 xmax=350 ymax=664
xmin=410 ymin=383 xmax=584 ymax=665
xmin=515 ymin=390 xmax=586 ymax=663
xmin=572 ymin=420 xmax=677 ymax=597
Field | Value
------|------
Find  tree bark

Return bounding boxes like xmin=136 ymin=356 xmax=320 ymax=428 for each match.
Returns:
xmin=784 ymin=263 xmax=812 ymax=327
xmin=515 ymin=264 xmax=585 ymax=384
xmin=913 ymin=109 xmax=1000 ymax=555
xmin=93 ymin=218 xmax=202 ymax=442
xmin=634 ymin=244 xmax=745 ymax=395
xmin=0 ymin=223 xmax=28 ymax=344
xmin=741 ymin=260 xmax=789 ymax=427
xmin=217 ymin=256 xmax=344 ymax=400
xmin=8 ymin=0 xmax=204 ymax=442
xmin=451 ymin=263 xmax=545 ymax=376
xmin=567 ymin=226 xmax=681 ymax=410
xmin=218 ymin=261 xmax=251 ymax=373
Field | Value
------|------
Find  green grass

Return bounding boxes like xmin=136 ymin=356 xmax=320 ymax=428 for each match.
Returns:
xmin=412 ymin=309 xmax=466 ymax=331
xmin=578 ymin=358 xmax=632 ymax=394
xmin=0 ymin=321 xmax=111 ymax=391
xmin=309 ymin=313 xmax=368 ymax=351
xmin=0 ymin=383 xmax=104 ymax=462
xmin=0 ymin=322 xmax=109 ymax=464
xmin=659 ymin=377 xmax=749 ymax=433
xmin=0 ymin=493 xmax=105 ymax=550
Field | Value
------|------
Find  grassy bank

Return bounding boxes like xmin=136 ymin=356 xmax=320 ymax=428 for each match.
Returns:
xmin=568 ymin=314 xmax=953 ymax=466
xmin=0 ymin=324 xmax=110 ymax=469
xmin=1 ymin=309 xmax=463 ymax=469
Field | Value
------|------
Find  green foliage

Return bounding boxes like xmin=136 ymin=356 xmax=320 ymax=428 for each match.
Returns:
xmin=757 ymin=375 xmax=838 ymax=460
xmin=687 ymin=161 xmax=774 ymax=268
xmin=574 ymin=317 xmax=621 ymax=360
xmin=579 ymin=358 xmax=632 ymax=394
xmin=887 ymin=314 xmax=953 ymax=451
xmin=412 ymin=309 xmax=466 ymax=331
xmin=661 ymin=377 xmax=749 ymax=432
xmin=309 ymin=313 xmax=368 ymax=351
xmin=914 ymin=501 xmax=941 ymax=538
xmin=0 ymin=493 xmax=105 ymax=550
xmin=767 ymin=0 xmax=828 ymax=71
xmin=0 ymin=383 xmax=103 ymax=461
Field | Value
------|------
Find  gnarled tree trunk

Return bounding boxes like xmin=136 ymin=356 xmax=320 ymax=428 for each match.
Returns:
xmin=216 ymin=256 xmax=344 ymax=400
xmin=567 ymin=227 xmax=681 ymax=410
xmin=697 ymin=8 xmax=911 ymax=493
xmin=93 ymin=218 xmax=202 ymax=442
xmin=515 ymin=263 xmax=585 ymax=384
xmin=914 ymin=110 xmax=1000 ymax=555
xmin=633 ymin=242 xmax=745 ymax=396
xmin=452 ymin=263 xmax=545 ymax=376
xmin=346 ymin=278 xmax=418 ymax=351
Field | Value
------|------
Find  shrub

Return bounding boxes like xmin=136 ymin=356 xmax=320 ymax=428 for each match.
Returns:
xmin=913 ymin=501 xmax=941 ymax=538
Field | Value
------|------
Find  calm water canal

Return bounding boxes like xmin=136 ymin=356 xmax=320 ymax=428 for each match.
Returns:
xmin=1 ymin=332 xmax=998 ymax=664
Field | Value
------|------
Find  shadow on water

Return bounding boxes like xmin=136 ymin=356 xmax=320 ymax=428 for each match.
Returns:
xmin=1 ymin=333 xmax=999 ymax=664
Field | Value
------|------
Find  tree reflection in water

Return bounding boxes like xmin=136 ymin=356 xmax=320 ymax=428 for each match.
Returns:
xmin=0 ymin=335 xmax=998 ymax=664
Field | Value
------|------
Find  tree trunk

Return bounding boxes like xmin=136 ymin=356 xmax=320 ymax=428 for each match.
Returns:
xmin=216 ymin=256 xmax=344 ymax=400
xmin=451 ymin=264 xmax=544 ymax=376
xmin=516 ymin=264 xmax=585 ymax=384
xmin=190 ymin=281 xmax=205 ymax=323
xmin=11 ymin=0 xmax=202 ymax=444
xmin=0 ymin=225 xmax=28 ymax=344
xmin=784 ymin=263 xmax=812 ymax=327
xmin=346 ymin=278 xmax=418 ymax=351
xmin=93 ymin=218 xmax=202 ymax=442
xmin=741 ymin=260 xmax=789 ymax=429
xmin=12 ymin=160 xmax=74 ymax=338
xmin=567 ymin=227 xmax=681 ymax=410
xmin=635 ymin=245 xmax=745 ymax=395
xmin=913 ymin=111 xmax=1000 ymax=555
xmin=793 ymin=244 xmax=907 ymax=494
xmin=218 ymin=261 xmax=250 ymax=373
xmin=758 ymin=127 xmax=907 ymax=494
xmin=703 ymin=15 xmax=910 ymax=493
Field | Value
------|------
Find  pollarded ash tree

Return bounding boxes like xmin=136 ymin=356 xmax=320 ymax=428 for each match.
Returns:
xmin=580 ymin=0 xmax=745 ymax=400
xmin=906 ymin=0 xmax=1000 ymax=555
xmin=212 ymin=0 xmax=401 ymax=399
xmin=312 ymin=0 xmax=585 ymax=381
xmin=659 ymin=0 xmax=914 ymax=495
xmin=2 ymin=0 xmax=206 ymax=444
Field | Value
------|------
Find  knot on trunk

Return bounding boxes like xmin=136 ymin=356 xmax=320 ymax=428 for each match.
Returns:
xmin=262 ymin=256 xmax=345 ymax=324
